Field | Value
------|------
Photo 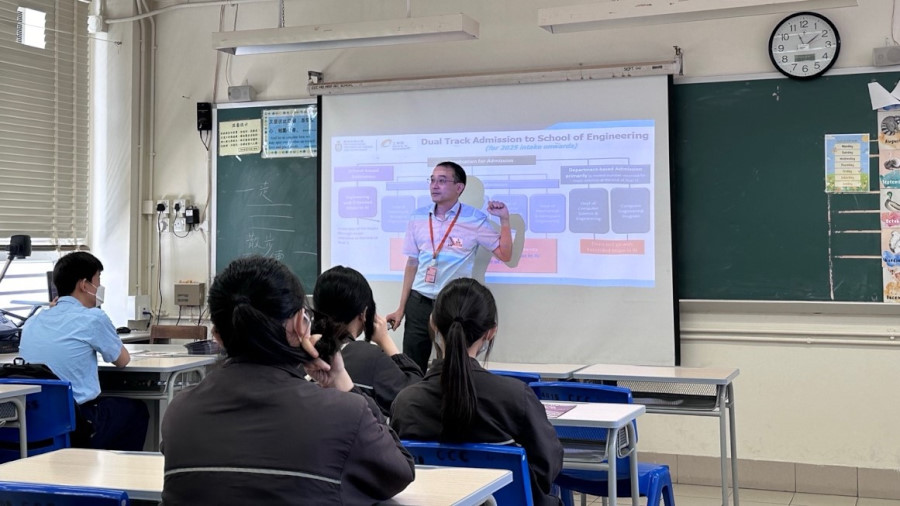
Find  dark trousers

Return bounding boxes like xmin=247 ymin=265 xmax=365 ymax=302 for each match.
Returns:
xmin=403 ymin=291 xmax=434 ymax=373
xmin=77 ymin=396 xmax=149 ymax=451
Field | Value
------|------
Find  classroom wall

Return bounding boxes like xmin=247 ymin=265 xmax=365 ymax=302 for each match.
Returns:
xmin=98 ymin=0 xmax=900 ymax=470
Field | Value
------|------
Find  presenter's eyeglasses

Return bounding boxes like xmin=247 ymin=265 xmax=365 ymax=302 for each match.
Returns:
xmin=428 ymin=177 xmax=459 ymax=186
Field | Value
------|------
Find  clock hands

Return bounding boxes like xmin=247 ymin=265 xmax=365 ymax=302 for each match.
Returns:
xmin=806 ymin=32 xmax=821 ymax=44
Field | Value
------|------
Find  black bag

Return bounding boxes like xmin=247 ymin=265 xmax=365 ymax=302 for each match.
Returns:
xmin=0 ymin=357 xmax=56 ymax=379
xmin=0 ymin=358 xmax=93 ymax=446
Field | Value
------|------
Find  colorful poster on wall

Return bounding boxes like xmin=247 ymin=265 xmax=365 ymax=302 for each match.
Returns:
xmin=881 ymin=189 xmax=900 ymax=228
xmin=824 ymin=133 xmax=869 ymax=192
xmin=262 ymin=106 xmax=318 ymax=158
xmin=218 ymin=119 xmax=261 ymax=156
xmin=883 ymin=229 xmax=900 ymax=303
xmin=878 ymin=110 xmax=900 ymax=150
xmin=880 ymin=148 xmax=900 ymax=188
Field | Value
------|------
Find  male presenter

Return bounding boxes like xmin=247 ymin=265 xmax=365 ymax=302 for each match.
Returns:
xmin=386 ymin=161 xmax=512 ymax=372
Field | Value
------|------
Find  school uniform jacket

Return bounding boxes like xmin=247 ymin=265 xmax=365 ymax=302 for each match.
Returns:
xmin=390 ymin=358 xmax=564 ymax=506
xmin=161 ymin=360 xmax=415 ymax=505
xmin=342 ymin=340 xmax=423 ymax=417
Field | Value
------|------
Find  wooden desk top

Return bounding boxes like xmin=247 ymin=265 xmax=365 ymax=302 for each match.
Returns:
xmin=0 ymin=448 xmax=512 ymax=505
xmin=574 ymin=363 xmax=739 ymax=385
xmin=542 ymin=401 xmax=645 ymax=429
xmin=0 ymin=449 xmax=162 ymax=500
xmin=384 ymin=466 xmax=512 ymax=505
xmin=484 ymin=361 xmax=587 ymax=379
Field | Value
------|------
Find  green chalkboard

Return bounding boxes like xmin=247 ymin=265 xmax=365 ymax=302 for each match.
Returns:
xmin=672 ymin=72 xmax=896 ymax=301
xmin=214 ymin=102 xmax=320 ymax=290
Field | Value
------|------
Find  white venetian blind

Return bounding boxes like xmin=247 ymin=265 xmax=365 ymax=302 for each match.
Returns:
xmin=0 ymin=0 xmax=90 ymax=245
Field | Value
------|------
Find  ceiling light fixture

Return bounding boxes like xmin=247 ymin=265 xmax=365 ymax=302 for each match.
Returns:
xmin=538 ymin=0 xmax=857 ymax=33
xmin=213 ymin=13 xmax=479 ymax=55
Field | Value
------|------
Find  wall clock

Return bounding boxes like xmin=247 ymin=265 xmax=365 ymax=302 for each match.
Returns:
xmin=768 ymin=12 xmax=840 ymax=80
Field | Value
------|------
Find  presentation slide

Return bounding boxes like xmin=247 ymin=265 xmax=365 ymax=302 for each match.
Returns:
xmin=331 ymin=122 xmax=655 ymax=286
xmin=321 ymin=75 xmax=677 ymax=366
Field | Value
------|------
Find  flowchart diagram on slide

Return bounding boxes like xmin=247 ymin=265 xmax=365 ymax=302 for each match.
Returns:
xmin=331 ymin=122 xmax=657 ymax=287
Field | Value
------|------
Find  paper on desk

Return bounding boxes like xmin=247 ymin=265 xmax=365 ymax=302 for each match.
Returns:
xmin=543 ymin=403 xmax=576 ymax=419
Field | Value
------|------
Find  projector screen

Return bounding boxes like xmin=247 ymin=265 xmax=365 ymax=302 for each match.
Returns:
xmin=321 ymin=76 xmax=677 ymax=366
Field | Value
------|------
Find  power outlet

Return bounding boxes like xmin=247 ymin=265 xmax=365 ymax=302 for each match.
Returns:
xmin=173 ymin=216 xmax=187 ymax=233
xmin=155 ymin=200 xmax=170 ymax=232
xmin=173 ymin=199 xmax=187 ymax=217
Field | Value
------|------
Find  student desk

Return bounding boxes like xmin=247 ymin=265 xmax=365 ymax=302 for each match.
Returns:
xmin=0 ymin=448 xmax=512 ymax=505
xmin=485 ymin=361 xmax=587 ymax=379
xmin=574 ymin=364 xmax=740 ymax=506
xmin=544 ymin=401 xmax=645 ymax=506
xmin=0 ymin=384 xmax=41 ymax=458
xmin=99 ymin=347 xmax=219 ymax=450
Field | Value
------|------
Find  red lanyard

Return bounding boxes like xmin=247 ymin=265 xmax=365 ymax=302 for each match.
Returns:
xmin=429 ymin=204 xmax=462 ymax=260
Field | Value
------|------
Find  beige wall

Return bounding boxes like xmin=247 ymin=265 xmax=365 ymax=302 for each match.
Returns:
xmin=96 ymin=0 xmax=900 ymax=469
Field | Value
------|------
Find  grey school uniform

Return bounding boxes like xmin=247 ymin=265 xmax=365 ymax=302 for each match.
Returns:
xmin=342 ymin=340 xmax=423 ymax=417
xmin=161 ymin=360 xmax=415 ymax=505
xmin=390 ymin=357 xmax=564 ymax=506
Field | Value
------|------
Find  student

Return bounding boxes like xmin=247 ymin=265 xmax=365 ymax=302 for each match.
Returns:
xmin=19 ymin=251 xmax=148 ymax=451
xmin=386 ymin=161 xmax=512 ymax=372
xmin=313 ymin=265 xmax=423 ymax=417
xmin=390 ymin=278 xmax=563 ymax=506
xmin=161 ymin=256 xmax=414 ymax=505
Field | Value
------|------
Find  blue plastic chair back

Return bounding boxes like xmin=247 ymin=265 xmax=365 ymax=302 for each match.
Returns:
xmin=557 ymin=463 xmax=675 ymax=506
xmin=0 ymin=378 xmax=76 ymax=462
xmin=491 ymin=370 xmax=541 ymax=385
xmin=402 ymin=440 xmax=534 ymax=506
xmin=530 ymin=382 xmax=635 ymax=469
xmin=0 ymin=482 xmax=129 ymax=505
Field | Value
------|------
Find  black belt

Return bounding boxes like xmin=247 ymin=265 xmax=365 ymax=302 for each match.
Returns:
xmin=410 ymin=290 xmax=434 ymax=304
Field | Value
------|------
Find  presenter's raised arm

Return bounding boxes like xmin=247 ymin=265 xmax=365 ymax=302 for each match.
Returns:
xmin=386 ymin=257 xmax=418 ymax=330
xmin=488 ymin=201 xmax=512 ymax=262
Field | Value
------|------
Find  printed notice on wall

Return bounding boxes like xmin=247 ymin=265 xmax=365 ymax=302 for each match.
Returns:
xmin=824 ymin=133 xmax=869 ymax=193
xmin=262 ymin=106 xmax=318 ymax=159
xmin=219 ymin=119 xmax=262 ymax=156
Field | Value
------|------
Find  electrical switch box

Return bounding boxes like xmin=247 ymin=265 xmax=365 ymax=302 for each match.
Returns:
xmin=174 ymin=282 xmax=206 ymax=306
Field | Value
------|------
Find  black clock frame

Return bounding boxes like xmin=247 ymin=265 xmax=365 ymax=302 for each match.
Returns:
xmin=768 ymin=11 xmax=841 ymax=80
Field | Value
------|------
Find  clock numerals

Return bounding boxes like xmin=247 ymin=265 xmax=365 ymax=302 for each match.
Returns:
xmin=768 ymin=12 xmax=840 ymax=80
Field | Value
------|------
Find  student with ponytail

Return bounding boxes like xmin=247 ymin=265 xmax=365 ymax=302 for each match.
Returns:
xmin=390 ymin=278 xmax=563 ymax=506
xmin=313 ymin=266 xmax=422 ymax=417
xmin=161 ymin=256 xmax=414 ymax=505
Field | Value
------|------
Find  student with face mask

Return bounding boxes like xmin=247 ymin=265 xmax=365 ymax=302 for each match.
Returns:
xmin=20 ymin=251 xmax=149 ymax=451
xmin=390 ymin=278 xmax=564 ymax=506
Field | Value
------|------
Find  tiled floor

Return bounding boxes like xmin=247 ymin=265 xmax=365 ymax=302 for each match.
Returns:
xmin=572 ymin=484 xmax=900 ymax=506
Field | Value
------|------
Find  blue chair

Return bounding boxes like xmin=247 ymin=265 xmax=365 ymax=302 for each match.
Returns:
xmin=491 ymin=370 xmax=541 ymax=385
xmin=530 ymin=382 xmax=675 ymax=506
xmin=0 ymin=482 xmax=128 ymax=505
xmin=402 ymin=440 xmax=534 ymax=506
xmin=0 ymin=378 xmax=77 ymax=463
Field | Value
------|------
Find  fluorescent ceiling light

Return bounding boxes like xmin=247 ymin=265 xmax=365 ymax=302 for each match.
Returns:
xmin=539 ymin=0 xmax=858 ymax=33
xmin=213 ymin=13 xmax=479 ymax=55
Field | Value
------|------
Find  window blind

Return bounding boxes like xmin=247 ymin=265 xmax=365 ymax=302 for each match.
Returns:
xmin=0 ymin=0 xmax=90 ymax=246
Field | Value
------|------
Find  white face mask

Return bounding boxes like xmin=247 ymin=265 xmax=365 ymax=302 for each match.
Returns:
xmin=477 ymin=339 xmax=489 ymax=356
xmin=88 ymin=281 xmax=105 ymax=307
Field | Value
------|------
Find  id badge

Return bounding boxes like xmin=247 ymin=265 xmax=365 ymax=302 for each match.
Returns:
xmin=425 ymin=265 xmax=438 ymax=284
